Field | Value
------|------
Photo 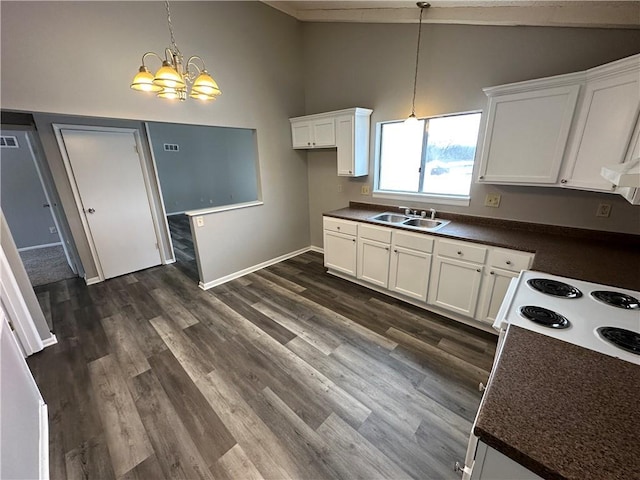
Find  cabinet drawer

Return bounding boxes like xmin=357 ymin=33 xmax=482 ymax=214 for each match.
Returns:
xmin=358 ymin=223 xmax=392 ymax=243
xmin=392 ymin=230 xmax=434 ymax=253
xmin=323 ymin=217 xmax=357 ymax=236
xmin=488 ymin=248 xmax=533 ymax=272
xmin=437 ymin=239 xmax=487 ymax=264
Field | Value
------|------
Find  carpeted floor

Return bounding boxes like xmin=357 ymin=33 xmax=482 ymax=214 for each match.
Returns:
xmin=19 ymin=245 xmax=77 ymax=287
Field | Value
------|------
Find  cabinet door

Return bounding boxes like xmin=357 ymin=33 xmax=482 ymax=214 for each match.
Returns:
xmin=357 ymin=238 xmax=390 ymax=288
xmin=476 ymin=267 xmax=518 ymax=324
xmin=324 ymin=230 xmax=357 ymax=276
xmin=336 ymin=115 xmax=355 ymax=176
xmin=292 ymin=121 xmax=313 ymax=148
xmin=477 ymin=84 xmax=580 ymax=184
xmin=561 ymin=69 xmax=640 ymax=191
xmin=313 ymin=118 xmax=336 ymax=147
xmin=389 ymin=246 xmax=431 ymax=301
xmin=428 ymin=256 xmax=483 ymax=317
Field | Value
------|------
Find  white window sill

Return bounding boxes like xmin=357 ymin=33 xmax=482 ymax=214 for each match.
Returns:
xmin=372 ymin=190 xmax=470 ymax=207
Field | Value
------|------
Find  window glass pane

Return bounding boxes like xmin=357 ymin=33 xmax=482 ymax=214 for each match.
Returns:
xmin=421 ymin=113 xmax=481 ymax=196
xmin=378 ymin=120 xmax=425 ymax=192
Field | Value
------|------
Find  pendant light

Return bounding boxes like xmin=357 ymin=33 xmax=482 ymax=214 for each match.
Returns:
xmin=130 ymin=1 xmax=221 ymax=101
xmin=406 ymin=2 xmax=430 ymax=124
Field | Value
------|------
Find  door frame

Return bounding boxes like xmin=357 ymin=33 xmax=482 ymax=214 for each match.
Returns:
xmin=53 ymin=124 xmax=167 ymax=283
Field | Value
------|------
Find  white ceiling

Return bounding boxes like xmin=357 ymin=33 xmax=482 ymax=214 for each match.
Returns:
xmin=262 ymin=1 xmax=640 ymax=28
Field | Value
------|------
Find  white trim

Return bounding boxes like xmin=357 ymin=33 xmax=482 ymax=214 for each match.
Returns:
xmin=85 ymin=276 xmax=102 ymax=286
xmin=143 ymin=123 xmax=175 ymax=265
xmin=41 ymin=333 xmax=58 ymax=348
xmin=17 ymin=242 xmax=62 ymax=252
xmin=39 ymin=402 xmax=49 ymax=480
xmin=327 ymin=268 xmax=497 ymax=335
xmin=185 ymin=200 xmax=264 ymax=217
xmin=0 ymin=246 xmax=44 ymax=355
xmin=308 ymin=245 xmax=324 ymax=254
xmin=372 ymin=190 xmax=471 ymax=207
xmin=199 ymin=246 xmax=313 ymax=290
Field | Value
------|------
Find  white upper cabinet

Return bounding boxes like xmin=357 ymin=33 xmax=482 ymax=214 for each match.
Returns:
xmin=477 ymin=53 xmax=640 ymax=198
xmin=560 ymin=55 xmax=640 ymax=192
xmin=291 ymin=116 xmax=336 ymax=148
xmin=290 ymin=108 xmax=373 ymax=177
xmin=477 ymin=76 xmax=582 ymax=185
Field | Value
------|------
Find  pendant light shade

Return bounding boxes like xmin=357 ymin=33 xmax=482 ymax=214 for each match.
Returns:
xmin=130 ymin=66 xmax=162 ymax=92
xmin=406 ymin=2 xmax=430 ymax=123
xmin=131 ymin=1 xmax=221 ymax=102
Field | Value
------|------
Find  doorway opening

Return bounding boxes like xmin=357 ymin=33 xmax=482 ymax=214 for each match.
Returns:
xmin=166 ymin=214 xmax=198 ymax=282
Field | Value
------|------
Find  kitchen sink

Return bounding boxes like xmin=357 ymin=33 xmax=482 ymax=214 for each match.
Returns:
xmin=368 ymin=212 xmax=450 ymax=231
xmin=368 ymin=213 xmax=411 ymax=224
xmin=402 ymin=218 xmax=449 ymax=230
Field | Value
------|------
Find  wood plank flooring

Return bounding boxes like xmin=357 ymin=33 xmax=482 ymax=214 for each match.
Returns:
xmin=29 ymin=251 xmax=497 ymax=480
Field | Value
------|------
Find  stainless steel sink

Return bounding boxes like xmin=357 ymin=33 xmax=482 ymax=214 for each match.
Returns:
xmin=368 ymin=212 xmax=411 ymax=224
xmin=402 ymin=218 xmax=447 ymax=229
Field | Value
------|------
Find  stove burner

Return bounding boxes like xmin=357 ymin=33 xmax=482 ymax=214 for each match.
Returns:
xmin=597 ymin=327 xmax=640 ymax=355
xmin=527 ymin=278 xmax=582 ymax=298
xmin=519 ymin=306 xmax=570 ymax=328
xmin=591 ymin=291 xmax=640 ymax=310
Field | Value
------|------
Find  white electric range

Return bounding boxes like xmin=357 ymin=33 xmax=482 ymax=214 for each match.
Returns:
xmin=494 ymin=270 xmax=640 ymax=365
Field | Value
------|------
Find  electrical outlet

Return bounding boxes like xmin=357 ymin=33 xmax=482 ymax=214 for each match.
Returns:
xmin=596 ymin=203 xmax=611 ymax=217
xmin=196 ymin=216 xmax=205 ymax=227
xmin=337 ymin=184 xmax=343 ymax=193
xmin=485 ymin=193 xmax=501 ymax=208
xmin=361 ymin=185 xmax=371 ymax=195
xmin=49 ymin=226 xmax=57 ymax=234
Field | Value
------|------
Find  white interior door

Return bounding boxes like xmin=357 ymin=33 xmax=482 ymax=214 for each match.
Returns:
xmin=60 ymin=129 xmax=161 ymax=279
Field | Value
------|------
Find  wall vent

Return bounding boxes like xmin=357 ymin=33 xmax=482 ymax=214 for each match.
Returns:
xmin=163 ymin=143 xmax=179 ymax=152
xmin=0 ymin=136 xmax=19 ymax=148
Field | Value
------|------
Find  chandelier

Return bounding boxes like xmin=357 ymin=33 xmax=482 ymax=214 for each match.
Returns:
xmin=130 ymin=1 xmax=221 ymax=101
xmin=406 ymin=2 xmax=430 ymax=123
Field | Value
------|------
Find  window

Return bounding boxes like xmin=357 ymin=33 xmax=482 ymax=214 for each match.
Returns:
xmin=375 ymin=111 xmax=482 ymax=204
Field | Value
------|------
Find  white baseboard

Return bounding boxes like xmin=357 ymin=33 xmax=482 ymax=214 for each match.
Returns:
xmin=164 ymin=258 xmax=176 ymax=265
xmin=199 ymin=246 xmax=315 ymax=290
xmin=85 ymin=276 xmax=102 ymax=286
xmin=39 ymin=402 xmax=49 ymax=480
xmin=308 ymin=245 xmax=324 ymax=254
xmin=17 ymin=242 xmax=62 ymax=252
xmin=42 ymin=333 xmax=58 ymax=348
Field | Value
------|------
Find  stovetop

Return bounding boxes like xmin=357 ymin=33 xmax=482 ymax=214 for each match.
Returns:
xmin=496 ymin=271 xmax=640 ymax=365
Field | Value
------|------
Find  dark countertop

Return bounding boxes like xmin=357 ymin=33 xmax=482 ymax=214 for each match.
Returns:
xmin=474 ymin=326 xmax=640 ymax=480
xmin=324 ymin=203 xmax=640 ymax=291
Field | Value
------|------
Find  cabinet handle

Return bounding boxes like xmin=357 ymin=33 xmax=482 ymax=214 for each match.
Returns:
xmin=307 ymin=142 xmax=311 ymax=146
xmin=349 ymin=170 xmax=352 ymax=174
xmin=561 ymin=179 xmax=568 ymax=184
xmin=312 ymin=142 xmax=316 ymax=146
xmin=457 ymin=251 xmax=462 ymax=255
xmin=385 ymin=247 xmax=389 ymax=251
xmin=337 ymin=226 xmax=341 ymax=230
xmin=352 ymin=239 xmax=356 ymax=242
xmin=479 ymin=175 xmax=484 ymax=180
xmin=490 ymin=271 xmax=495 ymax=275
xmin=394 ymin=249 xmax=398 ymax=253
xmin=505 ymin=260 xmax=512 ymax=265
xmin=476 ymin=268 xmax=481 ymax=273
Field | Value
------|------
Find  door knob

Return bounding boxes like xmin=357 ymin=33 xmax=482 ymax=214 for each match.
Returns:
xmin=86 ymin=208 xmax=96 ymax=214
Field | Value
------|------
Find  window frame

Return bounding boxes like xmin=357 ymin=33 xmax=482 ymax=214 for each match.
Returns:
xmin=372 ymin=109 xmax=483 ymax=207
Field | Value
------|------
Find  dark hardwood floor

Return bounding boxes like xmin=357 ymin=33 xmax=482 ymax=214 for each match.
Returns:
xmin=29 ymin=251 xmax=497 ymax=480
xmin=167 ymin=214 xmax=199 ymax=283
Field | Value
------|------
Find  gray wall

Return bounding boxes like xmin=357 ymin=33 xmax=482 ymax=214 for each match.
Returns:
xmin=1 ymin=2 xmax=308 ymax=285
xmin=147 ymin=122 xmax=259 ymax=214
xmin=0 ymin=130 xmax=59 ymax=248
xmin=302 ymin=23 xmax=640 ymax=247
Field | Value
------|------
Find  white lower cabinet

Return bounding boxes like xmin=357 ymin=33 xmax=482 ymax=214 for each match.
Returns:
xmin=323 ymin=217 xmax=357 ymax=276
xmin=357 ymin=224 xmax=392 ymax=288
xmin=322 ymin=216 xmax=534 ymax=329
xmin=471 ymin=441 xmax=543 ymax=480
xmin=389 ymin=231 xmax=434 ymax=301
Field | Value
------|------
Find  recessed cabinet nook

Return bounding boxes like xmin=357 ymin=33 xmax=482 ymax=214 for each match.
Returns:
xmin=477 ymin=53 xmax=640 ymax=204
xmin=290 ymin=107 xmax=373 ymax=177
xmin=323 ymin=217 xmax=534 ymax=331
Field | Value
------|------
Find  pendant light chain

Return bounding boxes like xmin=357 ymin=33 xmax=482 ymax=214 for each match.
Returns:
xmin=410 ymin=2 xmax=430 ymax=118
xmin=165 ymin=0 xmax=179 ymax=54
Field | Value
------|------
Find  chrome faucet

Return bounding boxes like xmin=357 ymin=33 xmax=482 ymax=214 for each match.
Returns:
xmin=429 ymin=208 xmax=436 ymax=220
xmin=398 ymin=206 xmax=416 ymax=216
